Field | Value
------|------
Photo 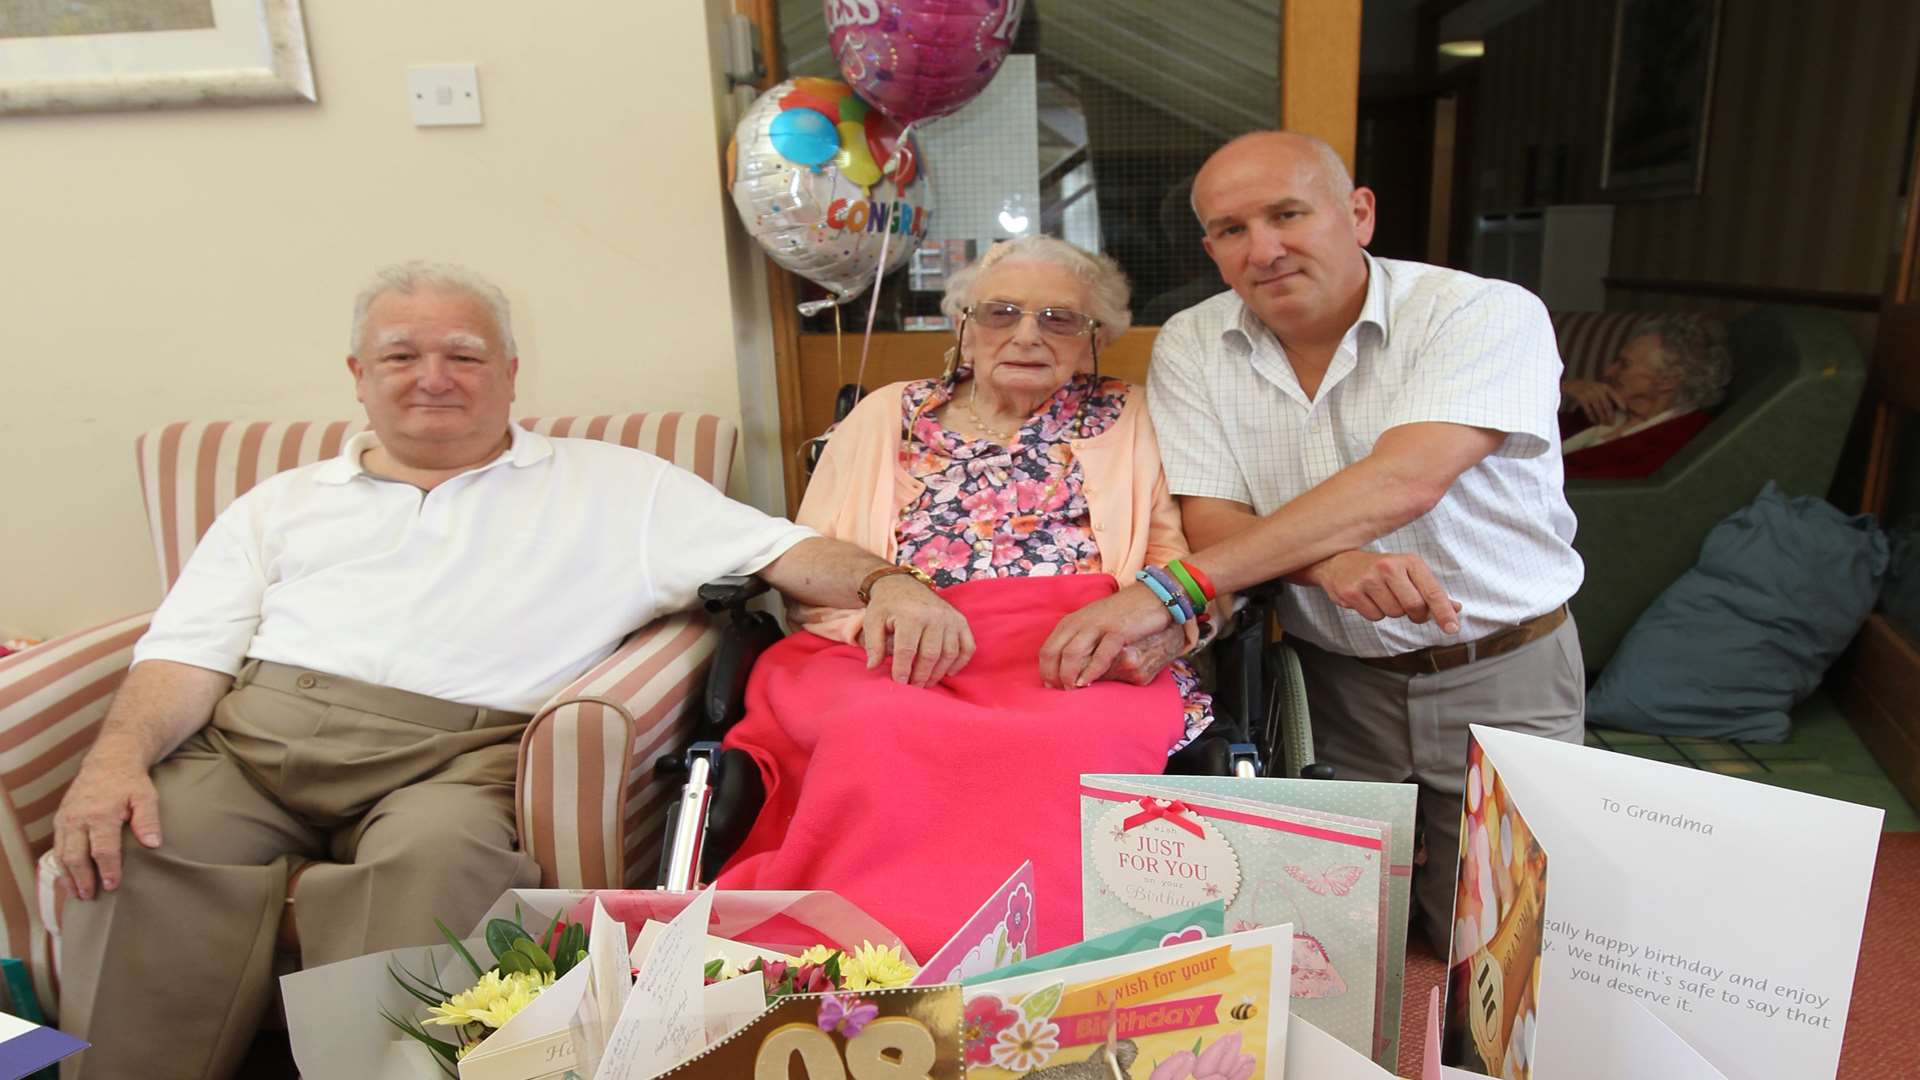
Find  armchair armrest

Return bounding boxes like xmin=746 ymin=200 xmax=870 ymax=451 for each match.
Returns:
xmin=516 ymin=610 xmax=722 ymax=890
xmin=0 ymin=612 xmax=153 ymax=1021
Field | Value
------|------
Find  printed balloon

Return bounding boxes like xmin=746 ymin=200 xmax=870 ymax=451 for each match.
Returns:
xmin=826 ymin=0 xmax=1026 ymax=127
xmin=731 ymin=78 xmax=933 ymax=309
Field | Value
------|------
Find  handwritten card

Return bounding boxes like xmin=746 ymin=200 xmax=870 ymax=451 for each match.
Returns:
xmin=593 ymin=887 xmax=714 ymax=1080
xmin=1461 ymin=724 xmax=1882 ymax=1080
xmin=912 ymin=861 xmax=1035 ymax=985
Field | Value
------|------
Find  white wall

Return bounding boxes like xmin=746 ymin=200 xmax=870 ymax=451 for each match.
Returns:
xmin=0 ymin=1 xmax=779 ymax=638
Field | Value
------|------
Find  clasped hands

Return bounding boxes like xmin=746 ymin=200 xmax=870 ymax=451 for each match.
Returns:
xmin=1038 ymin=550 xmax=1463 ymax=689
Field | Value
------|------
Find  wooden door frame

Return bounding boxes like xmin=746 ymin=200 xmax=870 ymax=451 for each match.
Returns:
xmin=741 ymin=0 xmax=1362 ymax=513
xmin=1842 ymin=108 xmax=1920 ymax=812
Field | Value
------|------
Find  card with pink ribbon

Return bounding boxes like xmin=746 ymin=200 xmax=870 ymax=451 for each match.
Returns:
xmin=1079 ymin=774 xmax=1415 ymax=1069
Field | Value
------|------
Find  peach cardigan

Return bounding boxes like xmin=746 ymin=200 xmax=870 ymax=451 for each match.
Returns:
xmin=789 ymin=379 xmax=1200 ymax=646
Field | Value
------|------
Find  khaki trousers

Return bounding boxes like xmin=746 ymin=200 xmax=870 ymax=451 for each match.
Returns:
xmin=1291 ymin=616 xmax=1585 ymax=957
xmin=58 ymin=661 xmax=542 ymax=1080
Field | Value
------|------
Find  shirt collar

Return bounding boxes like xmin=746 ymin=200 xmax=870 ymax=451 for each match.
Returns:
xmin=1220 ymin=251 xmax=1392 ymax=353
xmin=314 ymin=422 xmax=551 ymax=485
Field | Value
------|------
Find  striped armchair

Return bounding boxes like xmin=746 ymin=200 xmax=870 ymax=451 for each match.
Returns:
xmin=0 ymin=413 xmax=737 ymax=1017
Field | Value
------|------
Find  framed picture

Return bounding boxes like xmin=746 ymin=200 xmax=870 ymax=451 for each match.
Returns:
xmin=0 ymin=0 xmax=315 ymax=116
xmin=1600 ymin=0 xmax=1721 ymax=199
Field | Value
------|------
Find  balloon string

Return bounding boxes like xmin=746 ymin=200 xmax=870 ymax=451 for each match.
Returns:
xmin=853 ymin=120 xmax=913 ymax=393
xmin=834 ymin=303 xmax=845 ymax=391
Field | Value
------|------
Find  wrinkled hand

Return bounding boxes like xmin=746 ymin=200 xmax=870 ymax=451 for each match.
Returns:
xmin=1040 ymin=583 xmax=1175 ymax=689
xmin=1563 ymin=379 xmax=1623 ymax=426
xmin=51 ymin=754 xmax=161 ymax=900
xmin=1101 ymin=621 xmax=1188 ymax=686
xmin=1307 ymin=551 xmax=1462 ymax=633
xmin=861 ymin=574 xmax=976 ymax=686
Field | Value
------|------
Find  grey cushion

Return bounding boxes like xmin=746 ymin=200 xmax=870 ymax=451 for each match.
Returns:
xmin=1587 ymin=482 xmax=1889 ymax=742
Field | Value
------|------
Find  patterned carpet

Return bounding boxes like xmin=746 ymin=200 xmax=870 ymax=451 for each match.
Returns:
xmin=1392 ymin=831 xmax=1920 ymax=1078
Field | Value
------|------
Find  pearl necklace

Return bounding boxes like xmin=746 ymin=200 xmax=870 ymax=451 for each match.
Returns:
xmin=963 ymin=381 xmax=1022 ymax=444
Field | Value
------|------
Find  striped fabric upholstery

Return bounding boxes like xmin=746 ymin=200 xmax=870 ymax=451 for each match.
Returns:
xmin=3 ymin=413 xmax=737 ymax=1016
xmin=1550 ymin=310 xmax=1727 ymax=382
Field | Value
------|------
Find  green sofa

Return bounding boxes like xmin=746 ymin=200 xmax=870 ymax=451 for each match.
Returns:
xmin=1555 ymin=307 xmax=1867 ymax=672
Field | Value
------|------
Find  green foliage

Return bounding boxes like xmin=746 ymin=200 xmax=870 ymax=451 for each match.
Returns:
xmin=435 ymin=917 xmax=485 ymax=980
xmin=379 ymin=1008 xmax=459 ymax=1078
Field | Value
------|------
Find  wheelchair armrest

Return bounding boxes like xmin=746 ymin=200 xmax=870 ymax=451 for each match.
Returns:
xmin=700 ymin=575 xmax=772 ymax=613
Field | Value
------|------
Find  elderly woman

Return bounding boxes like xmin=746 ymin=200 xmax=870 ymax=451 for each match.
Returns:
xmin=1559 ymin=316 xmax=1732 ymax=480
xmin=716 ymin=236 xmax=1211 ymax=961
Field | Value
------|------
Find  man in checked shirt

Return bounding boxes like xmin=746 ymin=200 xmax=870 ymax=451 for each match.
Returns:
xmin=1041 ymin=131 xmax=1584 ymax=953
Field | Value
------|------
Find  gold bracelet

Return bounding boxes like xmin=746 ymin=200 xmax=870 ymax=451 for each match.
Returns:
xmin=856 ymin=564 xmax=934 ymax=605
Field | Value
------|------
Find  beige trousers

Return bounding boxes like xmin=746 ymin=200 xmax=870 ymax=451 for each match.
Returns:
xmin=58 ymin=660 xmax=542 ymax=1080
xmin=1291 ymin=616 xmax=1586 ymax=958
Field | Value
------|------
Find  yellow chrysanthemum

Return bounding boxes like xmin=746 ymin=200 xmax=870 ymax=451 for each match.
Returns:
xmin=841 ymin=941 xmax=917 ymax=989
xmin=794 ymin=945 xmax=839 ymax=966
xmin=424 ymin=969 xmax=555 ymax=1030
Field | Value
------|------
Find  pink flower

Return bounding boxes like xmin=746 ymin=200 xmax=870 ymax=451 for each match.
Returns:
xmin=960 ymin=996 xmax=1019 ymax=1065
xmin=1004 ymin=884 xmax=1034 ymax=949
xmin=1193 ymin=1032 xmax=1256 ymax=1080
xmin=990 ymin=535 xmax=1022 ymax=566
xmin=1149 ymin=1050 xmax=1197 ymax=1080
xmin=910 ymin=536 xmax=972 ymax=574
xmin=962 ymin=486 xmax=1016 ymax=521
xmin=1014 ymin=477 xmax=1071 ymax=513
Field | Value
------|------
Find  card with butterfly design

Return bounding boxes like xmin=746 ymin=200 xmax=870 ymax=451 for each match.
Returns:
xmin=1102 ymin=773 xmax=1419 ymax=1069
xmin=1079 ymin=776 xmax=1391 ymax=1063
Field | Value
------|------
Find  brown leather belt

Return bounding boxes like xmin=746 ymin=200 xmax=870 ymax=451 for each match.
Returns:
xmin=1351 ymin=604 xmax=1568 ymax=676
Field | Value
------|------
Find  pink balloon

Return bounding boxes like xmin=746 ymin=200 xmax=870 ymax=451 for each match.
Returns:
xmin=826 ymin=0 xmax=1025 ymax=127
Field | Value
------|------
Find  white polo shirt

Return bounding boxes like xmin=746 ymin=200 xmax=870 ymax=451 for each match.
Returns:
xmin=1148 ymin=255 xmax=1583 ymax=658
xmin=133 ymin=424 xmax=816 ymax=713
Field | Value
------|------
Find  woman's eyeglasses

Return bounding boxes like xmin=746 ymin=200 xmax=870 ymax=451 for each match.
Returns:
xmin=964 ymin=301 xmax=1100 ymax=337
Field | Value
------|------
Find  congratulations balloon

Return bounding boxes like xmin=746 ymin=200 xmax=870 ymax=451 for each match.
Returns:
xmin=826 ymin=0 xmax=1026 ymax=127
xmin=731 ymin=78 xmax=933 ymax=310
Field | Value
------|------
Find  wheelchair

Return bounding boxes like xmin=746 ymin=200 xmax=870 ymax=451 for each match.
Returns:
xmin=655 ymin=574 xmax=1329 ymax=890
xmin=653 ymin=384 xmax=1329 ymax=890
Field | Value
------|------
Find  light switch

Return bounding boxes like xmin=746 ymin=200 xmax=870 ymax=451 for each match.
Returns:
xmin=407 ymin=64 xmax=482 ymax=126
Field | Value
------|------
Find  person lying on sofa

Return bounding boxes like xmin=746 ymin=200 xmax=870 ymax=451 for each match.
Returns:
xmin=1559 ymin=316 xmax=1731 ymax=480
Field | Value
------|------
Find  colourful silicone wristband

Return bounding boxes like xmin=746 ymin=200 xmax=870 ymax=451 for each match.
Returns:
xmin=1180 ymin=560 xmax=1217 ymax=602
xmin=1166 ymin=561 xmax=1208 ymax=609
xmin=1136 ymin=569 xmax=1189 ymax=624
xmin=1143 ymin=565 xmax=1195 ymax=622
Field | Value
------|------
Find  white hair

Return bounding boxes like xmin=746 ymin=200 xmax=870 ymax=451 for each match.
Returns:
xmin=350 ymin=260 xmax=516 ymax=356
xmin=939 ymin=236 xmax=1132 ymax=348
xmin=1632 ymin=316 xmax=1733 ymax=410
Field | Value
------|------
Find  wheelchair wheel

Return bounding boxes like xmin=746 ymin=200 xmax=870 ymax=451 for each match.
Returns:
xmin=1263 ymin=641 xmax=1315 ymax=778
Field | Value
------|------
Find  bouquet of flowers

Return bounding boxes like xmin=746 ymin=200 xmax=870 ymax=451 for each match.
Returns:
xmin=706 ymin=941 xmax=918 ymax=1000
xmin=382 ymin=908 xmax=590 ymax=1076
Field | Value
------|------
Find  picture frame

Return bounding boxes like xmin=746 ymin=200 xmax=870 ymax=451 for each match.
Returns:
xmin=1599 ymin=0 xmax=1721 ymax=199
xmin=0 ymin=0 xmax=316 ymax=117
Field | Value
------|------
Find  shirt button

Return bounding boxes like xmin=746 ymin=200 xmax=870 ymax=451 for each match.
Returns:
xmin=296 ymin=674 xmax=317 ymax=689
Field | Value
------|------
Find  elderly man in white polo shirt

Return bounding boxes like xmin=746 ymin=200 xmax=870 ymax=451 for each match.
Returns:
xmin=1040 ymin=132 xmax=1584 ymax=952
xmin=50 ymin=262 xmax=973 ymax=1080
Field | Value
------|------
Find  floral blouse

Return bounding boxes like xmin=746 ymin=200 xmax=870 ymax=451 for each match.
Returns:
xmin=892 ymin=370 xmax=1213 ymax=751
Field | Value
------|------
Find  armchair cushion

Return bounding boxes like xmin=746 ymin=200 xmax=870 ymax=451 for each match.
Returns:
xmin=8 ymin=411 xmax=741 ymax=1018
xmin=1588 ymin=483 xmax=1889 ymax=741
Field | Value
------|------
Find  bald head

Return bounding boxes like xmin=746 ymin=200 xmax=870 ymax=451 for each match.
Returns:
xmin=1193 ymin=132 xmax=1352 ymax=226
xmin=1189 ymin=130 xmax=1375 ymax=346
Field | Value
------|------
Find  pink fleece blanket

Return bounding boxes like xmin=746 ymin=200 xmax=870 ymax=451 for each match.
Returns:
xmin=715 ymin=573 xmax=1184 ymax=961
